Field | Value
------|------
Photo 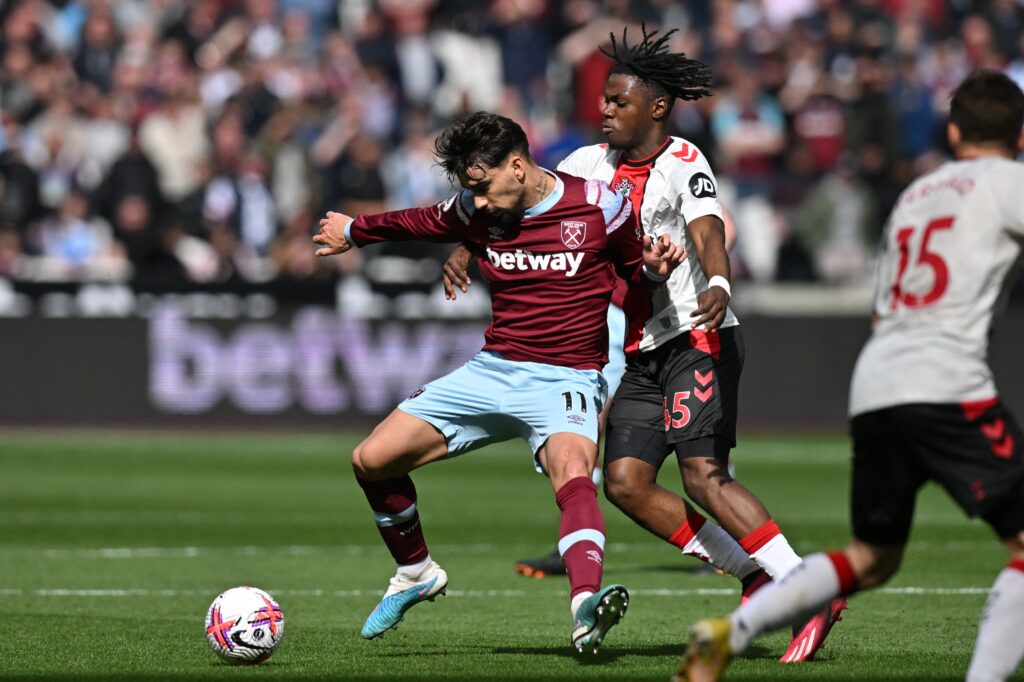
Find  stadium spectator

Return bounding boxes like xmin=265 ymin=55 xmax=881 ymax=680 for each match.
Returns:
xmin=33 ymin=189 xmax=128 ymax=281
xmin=1 ymin=0 xmax=1023 ymax=290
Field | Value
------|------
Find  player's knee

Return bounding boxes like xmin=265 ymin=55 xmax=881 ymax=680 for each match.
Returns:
xmin=352 ymin=439 xmax=389 ymax=481
xmin=679 ymin=458 xmax=717 ymax=502
xmin=846 ymin=542 xmax=902 ymax=589
xmin=603 ymin=470 xmax=646 ymax=512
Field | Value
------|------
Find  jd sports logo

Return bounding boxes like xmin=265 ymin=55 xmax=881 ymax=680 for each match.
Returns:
xmin=689 ymin=173 xmax=716 ymax=198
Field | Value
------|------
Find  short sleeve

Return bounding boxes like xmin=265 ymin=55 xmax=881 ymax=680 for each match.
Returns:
xmin=1000 ymin=164 xmax=1024 ymax=237
xmin=556 ymin=148 xmax=590 ymax=177
xmin=675 ymin=154 xmax=724 ymax=225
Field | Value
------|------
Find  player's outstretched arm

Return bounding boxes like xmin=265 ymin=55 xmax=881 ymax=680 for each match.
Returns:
xmin=687 ymin=214 xmax=730 ymax=331
xmin=313 ymin=211 xmax=354 ymax=257
xmin=442 ymin=243 xmax=474 ymax=300
xmin=643 ymin=233 xmax=686 ymax=280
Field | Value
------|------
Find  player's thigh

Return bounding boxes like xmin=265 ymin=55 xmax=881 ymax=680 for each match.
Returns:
xmin=906 ymin=401 xmax=1024 ymax=540
xmin=605 ymin=362 xmax=673 ymax=471
xmin=501 ymin=359 xmax=607 ymax=468
xmin=537 ymin=432 xmax=600 ymax=491
xmin=850 ymin=409 xmax=928 ymax=546
xmin=396 ymin=352 xmax=519 ymax=459
xmin=354 ymin=408 xmax=450 ymax=479
xmin=663 ymin=327 xmax=743 ymax=462
xmin=604 ymin=454 xmax=660 ymax=508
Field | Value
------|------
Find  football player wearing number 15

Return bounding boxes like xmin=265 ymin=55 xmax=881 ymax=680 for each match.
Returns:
xmin=679 ymin=70 xmax=1024 ymax=682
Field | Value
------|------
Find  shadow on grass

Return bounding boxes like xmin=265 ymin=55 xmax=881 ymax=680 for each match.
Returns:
xmin=492 ymin=641 xmax=683 ymax=662
xmin=602 ymin=563 xmax=723 ymax=577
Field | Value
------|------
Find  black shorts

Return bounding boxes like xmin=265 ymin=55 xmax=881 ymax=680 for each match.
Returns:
xmin=605 ymin=326 xmax=743 ymax=470
xmin=851 ymin=400 xmax=1024 ymax=544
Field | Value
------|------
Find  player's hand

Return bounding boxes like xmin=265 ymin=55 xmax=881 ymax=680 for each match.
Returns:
xmin=690 ymin=286 xmax=730 ymax=331
xmin=442 ymin=243 xmax=474 ymax=300
xmin=643 ymin=234 xmax=686 ymax=279
xmin=313 ymin=211 xmax=354 ymax=256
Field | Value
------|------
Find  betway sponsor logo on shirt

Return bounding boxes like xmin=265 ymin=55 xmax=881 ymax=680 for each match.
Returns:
xmin=485 ymin=247 xmax=584 ymax=277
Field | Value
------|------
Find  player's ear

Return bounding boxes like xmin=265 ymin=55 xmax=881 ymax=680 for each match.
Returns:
xmin=1017 ymin=129 xmax=1024 ymax=154
xmin=509 ymin=154 xmax=527 ymax=183
xmin=651 ymin=95 xmax=669 ymax=122
xmin=947 ymin=122 xmax=961 ymax=149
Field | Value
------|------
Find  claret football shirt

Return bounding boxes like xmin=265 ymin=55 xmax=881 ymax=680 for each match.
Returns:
xmin=346 ymin=170 xmax=661 ymax=371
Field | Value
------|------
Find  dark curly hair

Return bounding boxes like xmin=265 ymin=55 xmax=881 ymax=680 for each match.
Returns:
xmin=434 ymin=112 xmax=531 ymax=182
xmin=950 ymin=70 xmax=1024 ymax=152
xmin=602 ymin=23 xmax=713 ymax=104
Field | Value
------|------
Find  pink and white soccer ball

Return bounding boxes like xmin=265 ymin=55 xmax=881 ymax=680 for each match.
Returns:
xmin=205 ymin=586 xmax=285 ymax=664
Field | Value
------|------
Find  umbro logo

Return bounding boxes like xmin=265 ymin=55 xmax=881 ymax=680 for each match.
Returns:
xmin=488 ymin=226 xmax=505 ymax=240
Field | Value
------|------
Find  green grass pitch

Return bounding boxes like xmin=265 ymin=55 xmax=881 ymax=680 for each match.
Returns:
xmin=0 ymin=430 xmax=1017 ymax=681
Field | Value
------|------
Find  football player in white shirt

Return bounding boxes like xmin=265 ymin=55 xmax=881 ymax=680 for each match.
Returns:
xmin=444 ymin=25 xmax=843 ymax=663
xmin=678 ymin=70 xmax=1024 ymax=682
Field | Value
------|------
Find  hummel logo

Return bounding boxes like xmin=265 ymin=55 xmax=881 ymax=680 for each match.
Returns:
xmin=586 ymin=550 xmax=603 ymax=566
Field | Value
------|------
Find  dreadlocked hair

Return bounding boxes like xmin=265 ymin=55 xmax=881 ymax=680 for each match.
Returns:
xmin=601 ymin=23 xmax=713 ymax=103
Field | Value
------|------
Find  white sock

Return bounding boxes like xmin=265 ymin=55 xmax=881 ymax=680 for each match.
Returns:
xmin=397 ymin=554 xmax=432 ymax=579
xmin=749 ymin=534 xmax=803 ymax=579
xmin=571 ymin=591 xmax=594 ymax=617
xmin=966 ymin=563 xmax=1024 ymax=682
xmin=688 ymin=521 xmax=760 ymax=580
xmin=591 ymin=467 xmax=603 ymax=486
xmin=730 ymin=553 xmax=842 ymax=653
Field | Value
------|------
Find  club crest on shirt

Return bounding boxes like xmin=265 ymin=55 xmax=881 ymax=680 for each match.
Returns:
xmin=614 ymin=177 xmax=635 ymax=197
xmin=561 ymin=221 xmax=586 ymax=249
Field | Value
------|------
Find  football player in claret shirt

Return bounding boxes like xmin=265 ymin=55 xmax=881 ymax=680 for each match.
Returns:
xmin=313 ymin=112 xmax=686 ymax=653
xmin=443 ymin=25 xmax=843 ymax=662
xmin=679 ymin=71 xmax=1024 ymax=682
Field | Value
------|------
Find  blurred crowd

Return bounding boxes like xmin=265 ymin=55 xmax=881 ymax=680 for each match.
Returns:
xmin=1 ymin=0 xmax=1023 ymax=291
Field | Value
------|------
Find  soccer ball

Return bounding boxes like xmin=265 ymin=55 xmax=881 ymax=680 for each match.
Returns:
xmin=205 ymin=586 xmax=285 ymax=664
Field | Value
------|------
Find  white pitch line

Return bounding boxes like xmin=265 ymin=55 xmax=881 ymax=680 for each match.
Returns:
xmin=0 ymin=544 xmax=502 ymax=559
xmin=0 ymin=538 xmax=995 ymax=560
xmin=0 ymin=587 xmax=990 ymax=598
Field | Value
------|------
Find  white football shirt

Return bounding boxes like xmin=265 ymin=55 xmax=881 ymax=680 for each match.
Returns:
xmin=558 ymin=138 xmax=736 ymax=354
xmin=849 ymin=157 xmax=1024 ymax=416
